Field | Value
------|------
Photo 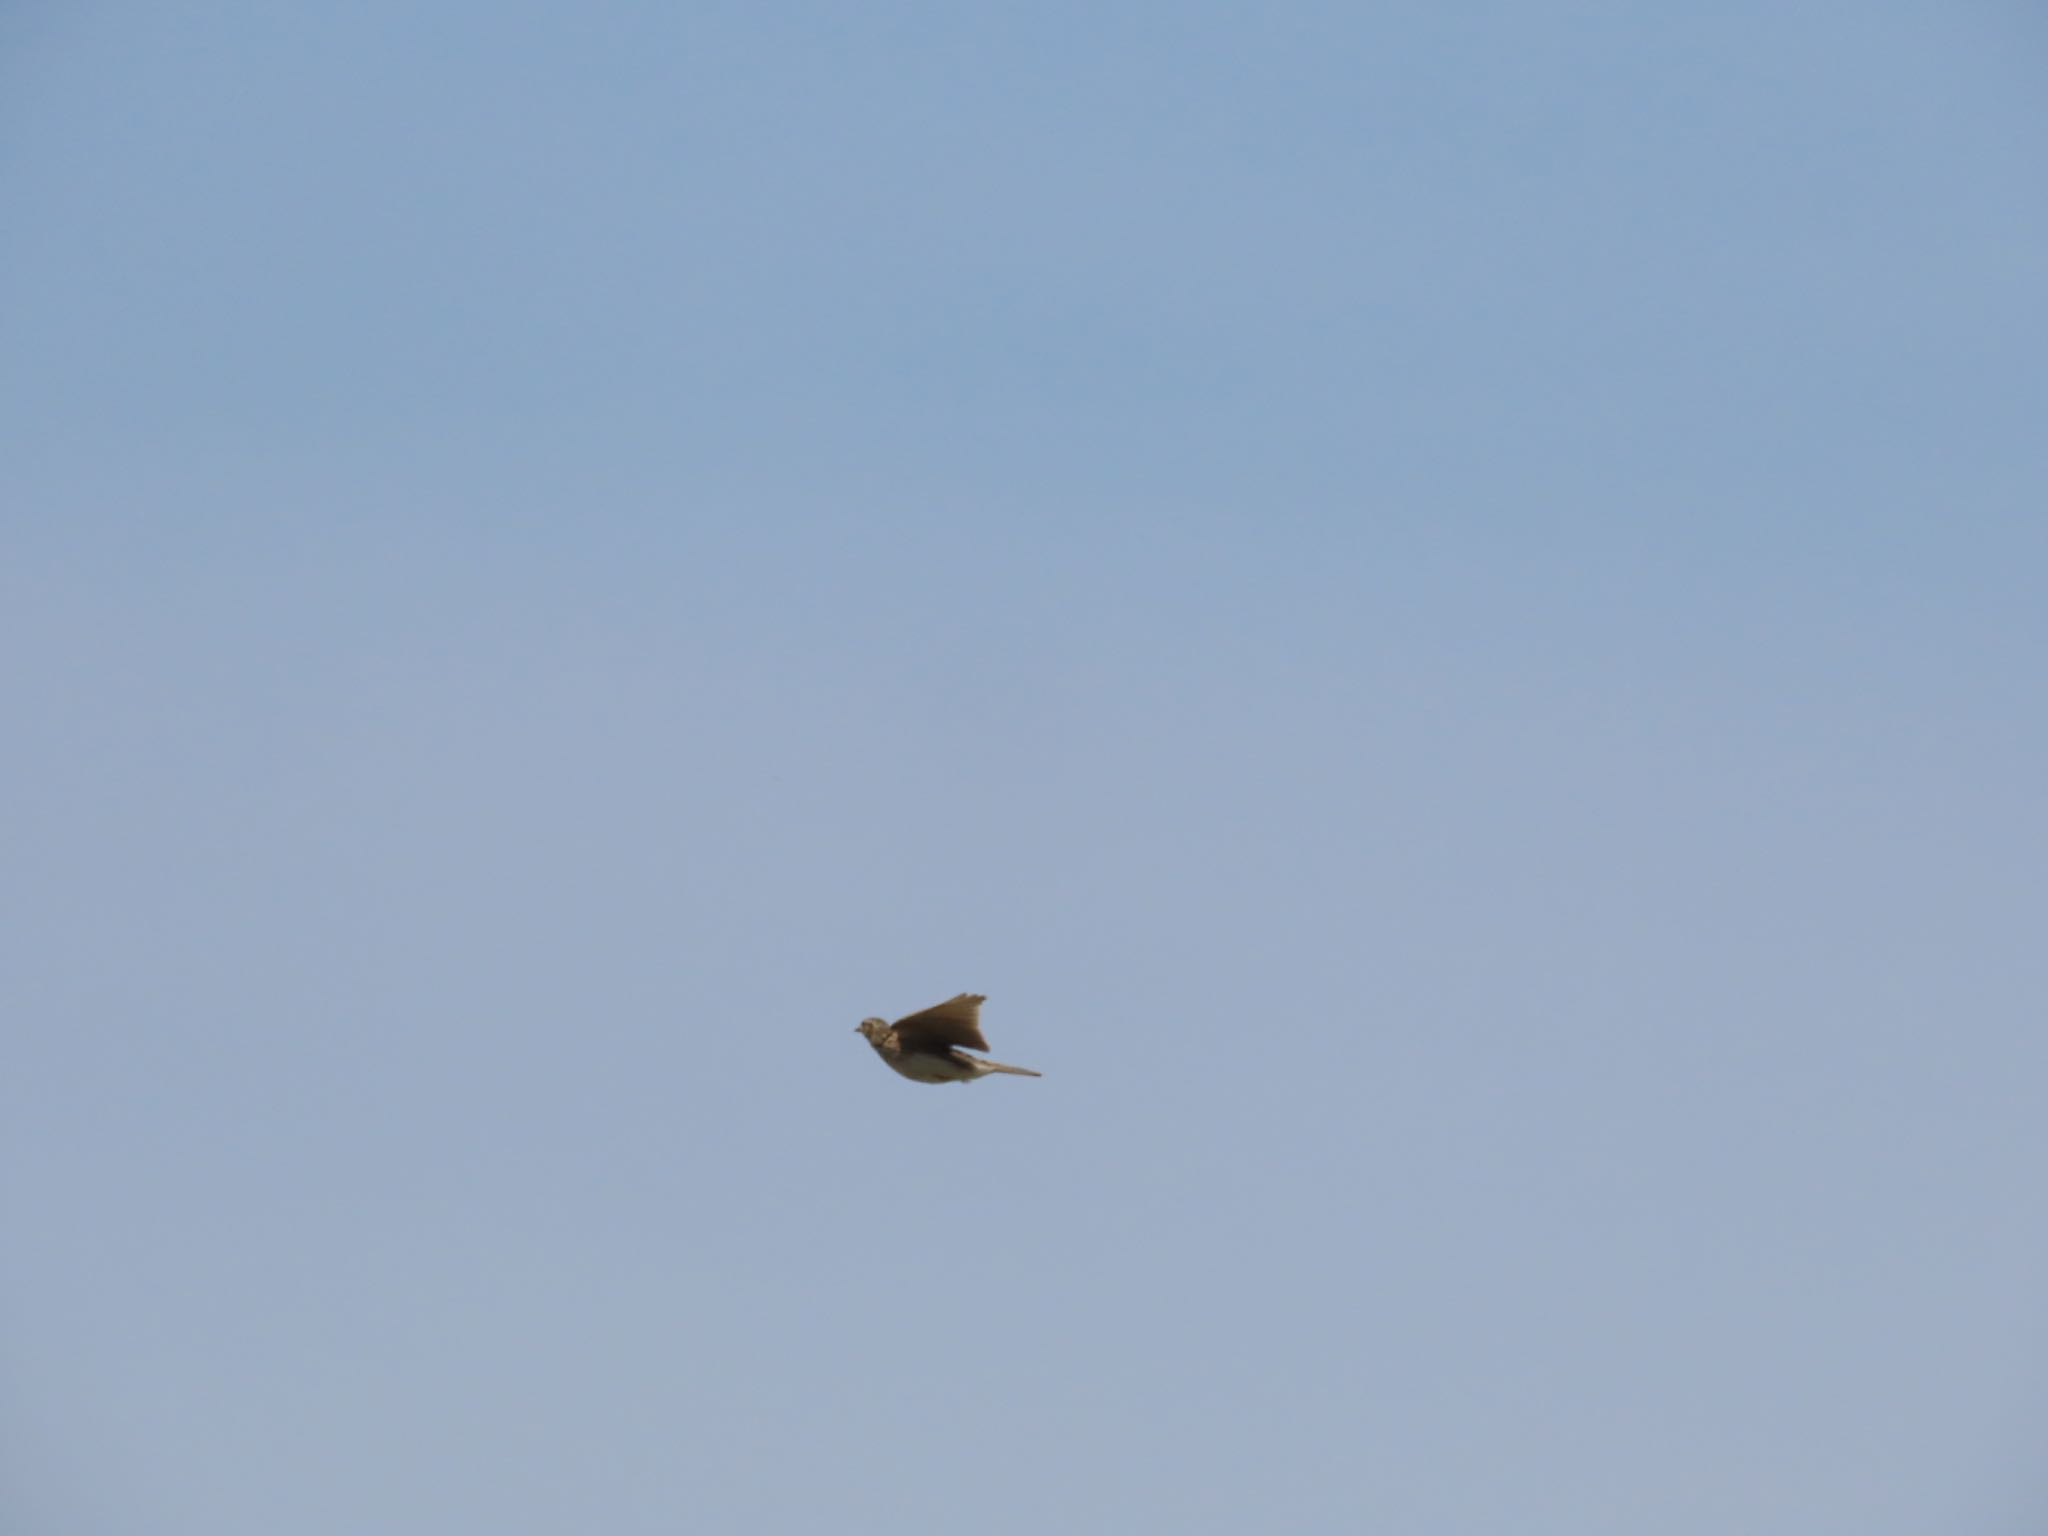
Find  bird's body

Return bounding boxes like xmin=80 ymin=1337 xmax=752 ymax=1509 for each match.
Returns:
xmin=856 ymin=993 xmax=1041 ymax=1084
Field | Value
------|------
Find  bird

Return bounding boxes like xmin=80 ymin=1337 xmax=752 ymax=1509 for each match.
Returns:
xmin=855 ymin=993 xmax=1042 ymax=1084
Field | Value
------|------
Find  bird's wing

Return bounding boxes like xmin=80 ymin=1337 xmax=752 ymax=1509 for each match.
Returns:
xmin=891 ymin=993 xmax=990 ymax=1052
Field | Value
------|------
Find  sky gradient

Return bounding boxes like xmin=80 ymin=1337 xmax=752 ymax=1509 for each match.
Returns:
xmin=4 ymin=3 xmax=2046 ymax=1531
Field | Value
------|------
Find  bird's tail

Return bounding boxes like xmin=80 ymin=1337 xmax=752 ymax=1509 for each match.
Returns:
xmin=976 ymin=1058 xmax=1043 ymax=1078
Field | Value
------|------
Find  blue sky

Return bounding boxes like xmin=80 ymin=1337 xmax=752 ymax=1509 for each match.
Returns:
xmin=4 ymin=3 xmax=2045 ymax=1531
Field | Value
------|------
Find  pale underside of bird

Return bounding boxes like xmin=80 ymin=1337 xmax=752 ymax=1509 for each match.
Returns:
xmin=855 ymin=993 xmax=1042 ymax=1084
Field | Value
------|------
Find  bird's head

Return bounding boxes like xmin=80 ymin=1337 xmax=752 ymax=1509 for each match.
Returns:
xmin=856 ymin=1017 xmax=888 ymax=1042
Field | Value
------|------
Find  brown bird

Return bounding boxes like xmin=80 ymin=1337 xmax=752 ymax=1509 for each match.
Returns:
xmin=855 ymin=993 xmax=1042 ymax=1084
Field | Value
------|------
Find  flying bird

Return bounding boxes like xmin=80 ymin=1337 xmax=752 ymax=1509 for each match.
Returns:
xmin=855 ymin=993 xmax=1042 ymax=1084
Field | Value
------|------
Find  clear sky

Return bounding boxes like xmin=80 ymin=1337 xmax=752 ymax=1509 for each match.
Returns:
xmin=4 ymin=3 xmax=2045 ymax=1531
